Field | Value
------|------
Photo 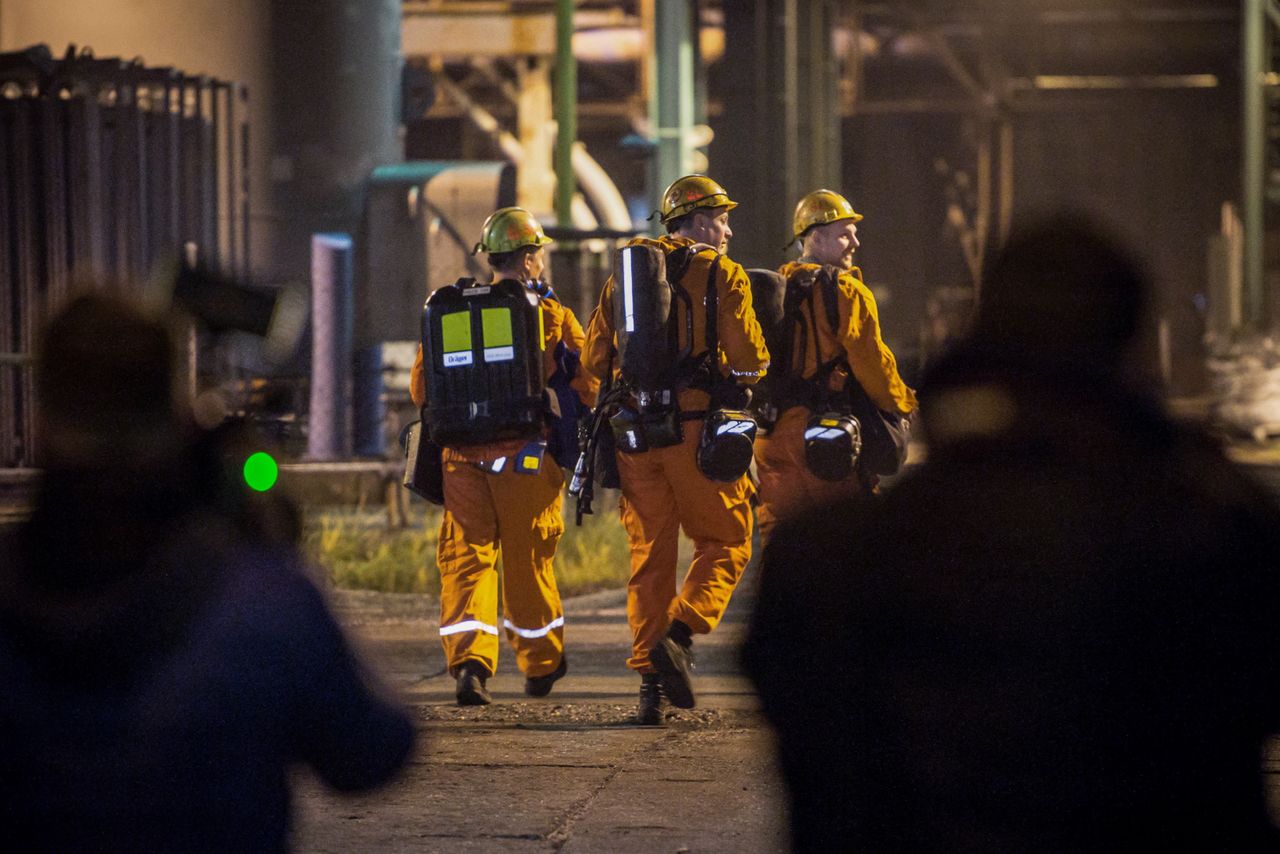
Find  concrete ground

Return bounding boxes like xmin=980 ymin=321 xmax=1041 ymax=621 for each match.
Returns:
xmin=291 ymin=580 xmax=791 ymax=853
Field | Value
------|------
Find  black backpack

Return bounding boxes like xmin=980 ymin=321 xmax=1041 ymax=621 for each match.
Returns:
xmin=421 ymin=278 xmax=545 ymax=446
xmin=745 ymin=268 xmax=787 ymax=430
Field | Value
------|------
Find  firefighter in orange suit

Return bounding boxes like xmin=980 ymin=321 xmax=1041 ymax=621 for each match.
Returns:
xmin=754 ymin=190 xmax=917 ymax=543
xmin=581 ymin=175 xmax=769 ymax=724
xmin=410 ymin=208 xmax=598 ymax=706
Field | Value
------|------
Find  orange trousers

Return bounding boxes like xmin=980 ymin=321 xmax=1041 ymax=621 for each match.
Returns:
xmin=436 ymin=456 xmax=566 ymax=679
xmin=755 ymin=406 xmax=863 ymax=545
xmin=616 ymin=419 xmax=754 ymax=672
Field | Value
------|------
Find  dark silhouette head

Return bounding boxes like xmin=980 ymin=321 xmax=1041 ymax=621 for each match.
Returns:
xmin=973 ymin=214 xmax=1148 ymax=364
xmin=36 ymin=292 xmax=183 ymax=470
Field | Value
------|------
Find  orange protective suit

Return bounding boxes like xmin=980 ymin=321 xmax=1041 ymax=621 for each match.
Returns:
xmin=581 ymin=235 xmax=769 ymax=671
xmin=411 ymin=286 xmax=597 ymax=679
xmin=754 ymin=261 xmax=916 ymax=541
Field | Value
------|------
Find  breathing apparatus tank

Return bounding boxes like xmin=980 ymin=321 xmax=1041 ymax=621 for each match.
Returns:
xmin=611 ymin=243 xmax=694 ymax=403
xmin=421 ymin=278 xmax=545 ymax=446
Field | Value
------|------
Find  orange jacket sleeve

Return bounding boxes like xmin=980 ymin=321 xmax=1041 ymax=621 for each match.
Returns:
xmin=714 ymin=257 xmax=770 ymax=385
xmin=837 ymin=269 xmax=917 ymax=416
xmin=410 ymin=345 xmax=427 ymax=409
xmin=581 ymin=276 xmax=618 ymax=384
xmin=558 ymin=304 xmax=599 ymax=407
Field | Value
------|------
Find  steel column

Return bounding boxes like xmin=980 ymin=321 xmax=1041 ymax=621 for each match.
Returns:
xmin=1244 ymin=0 xmax=1267 ymax=329
xmin=650 ymin=0 xmax=697 ymax=225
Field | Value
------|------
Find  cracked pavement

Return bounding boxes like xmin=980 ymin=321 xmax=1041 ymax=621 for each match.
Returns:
xmin=291 ymin=577 xmax=790 ymax=853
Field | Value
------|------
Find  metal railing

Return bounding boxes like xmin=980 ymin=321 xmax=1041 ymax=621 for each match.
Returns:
xmin=0 ymin=44 xmax=249 ymax=467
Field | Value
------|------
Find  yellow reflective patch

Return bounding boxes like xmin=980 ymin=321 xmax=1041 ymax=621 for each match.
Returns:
xmin=521 ymin=455 xmax=540 ymax=470
xmin=537 ymin=304 xmax=545 ymax=350
xmin=481 ymin=307 xmax=513 ymax=347
xmin=441 ymin=311 xmax=471 ymax=353
xmin=820 ymin=418 xmax=839 ymax=427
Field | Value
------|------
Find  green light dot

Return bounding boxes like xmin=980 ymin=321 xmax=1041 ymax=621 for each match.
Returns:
xmin=243 ymin=452 xmax=279 ymax=492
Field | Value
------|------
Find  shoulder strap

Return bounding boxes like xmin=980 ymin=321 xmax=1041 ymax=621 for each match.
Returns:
xmin=666 ymin=244 xmax=697 ymax=287
xmin=704 ymin=253 xmax=720 ymax=356
xmin=782 ymin=267 xmax=822 ymax=377
xmin=666 ymin=245 xmax=697 ymax=363
xmin=817 ymin=266 xmax=841 ymax=333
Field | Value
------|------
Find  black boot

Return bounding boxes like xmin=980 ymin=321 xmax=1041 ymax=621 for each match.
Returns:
xmin=636 ymin=673 xmax=663 ymax=725
xmin=524 ymin=654 xmax=568 ymax=698
xmin=456 ymin=661 xmax=492 ymax=706
xmin=649 ymin=620 xmax=696 ymax=709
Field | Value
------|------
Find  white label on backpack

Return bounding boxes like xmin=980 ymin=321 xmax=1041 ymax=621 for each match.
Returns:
xmin=444 ymin=351 xmax=474 ymax=367
xmin=622 ymin=248 xmax=636 ymax=332
xmin=484 ymin=346 xmax=514 ymax=363
xmin=717 ymin=420 xmax=755 ymax=435
xmin=463 ymin=286 xmax=491 ymax=296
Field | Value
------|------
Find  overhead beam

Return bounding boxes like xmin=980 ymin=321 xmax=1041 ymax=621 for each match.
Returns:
xmin=403 ymin=5 xmax=556 ymax=58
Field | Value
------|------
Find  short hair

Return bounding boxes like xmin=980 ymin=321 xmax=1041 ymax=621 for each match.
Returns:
xmin=664 ymin=212 xmax=695 ymax=235
xmin=487 ymin=245 xmax=536 ymax=274
xmin=665 ymin=206 xmax=726 ymax=236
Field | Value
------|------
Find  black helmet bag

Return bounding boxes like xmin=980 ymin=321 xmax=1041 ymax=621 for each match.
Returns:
xmin=696 ymin=409 xmax=758 ymax=482
xmin=400 ymin=420 xmax=444 ymax=504
xmin=803 ymin=412 xmax=862 ymax=482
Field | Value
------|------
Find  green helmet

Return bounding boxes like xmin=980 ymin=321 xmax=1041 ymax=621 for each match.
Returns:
xmin=473 ymin=207 xmax=554 ymax=255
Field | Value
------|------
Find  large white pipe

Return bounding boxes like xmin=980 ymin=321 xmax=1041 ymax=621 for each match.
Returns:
xmin=571 ymin=142 xmax=632 ymax=230
xmin=436 ymin=66 xmax=631 ymax=231
xmin=430 ymin=70 xmax=525 ymax=164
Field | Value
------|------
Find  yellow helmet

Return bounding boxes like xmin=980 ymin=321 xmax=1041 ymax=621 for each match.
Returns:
xmin=474 ymin=207 xmax=553 ymax=255
xmin=793 ymin=189 xmax=863 ymax=240
xmin=658 ymin=174 xmax=738 ymax=224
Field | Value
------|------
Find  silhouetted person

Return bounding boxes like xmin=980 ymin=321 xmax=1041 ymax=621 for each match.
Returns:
xmin=0 ymin=293 xmax=415 ymax=852
xmin=745 ymin=215 xmax=1280 ymax=852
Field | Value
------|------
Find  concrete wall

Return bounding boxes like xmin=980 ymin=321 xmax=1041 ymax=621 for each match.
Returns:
xmin=1 ymin=0 xmax=272 ymax=279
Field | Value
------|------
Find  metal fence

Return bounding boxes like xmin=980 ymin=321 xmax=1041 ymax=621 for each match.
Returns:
xmin=0 ymin=44 xmax=249 ymax=467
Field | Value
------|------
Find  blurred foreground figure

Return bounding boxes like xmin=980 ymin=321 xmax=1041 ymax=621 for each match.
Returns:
xmin=0 ymin=294 xmax=414 ymax=852
xmin=745 ymin=216 xmax=1280 ymax=852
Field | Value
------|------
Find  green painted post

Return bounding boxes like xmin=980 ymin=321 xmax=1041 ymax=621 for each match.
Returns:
xmin=650 ymin=0 xmax=696 ymax=231
xmin=555 ymin=0 xmax=577 ymax=228
xmin=1244 ymin=0 xmax=1266 ymax=328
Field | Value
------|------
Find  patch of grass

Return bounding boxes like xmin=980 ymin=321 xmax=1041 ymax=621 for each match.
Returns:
xmin=301 ymin=497 xmax=635 ymax=597
xmin=302 ymin=509 xmax=439 ymax=594
xmin=555 ymin=501 xmax=635 ymax=597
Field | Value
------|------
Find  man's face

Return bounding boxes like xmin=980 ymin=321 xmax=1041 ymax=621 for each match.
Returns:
xmin=805 ymin=220 xmax=860 ymax=269
xmin=523 ymin=245 xmax=546 ymax=281
xmin=687 ymin=209 xmax=733 ymax=253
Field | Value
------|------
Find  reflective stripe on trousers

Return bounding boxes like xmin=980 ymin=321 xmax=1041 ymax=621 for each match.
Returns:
xmin=437 ymin=455 xmax=567 ymax=679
